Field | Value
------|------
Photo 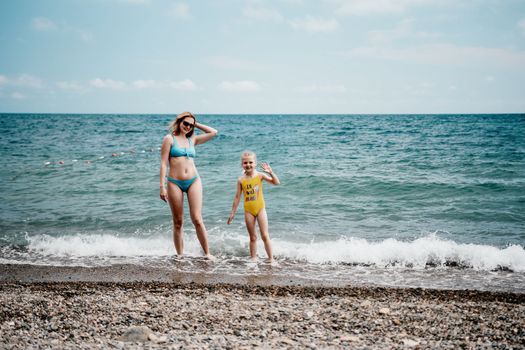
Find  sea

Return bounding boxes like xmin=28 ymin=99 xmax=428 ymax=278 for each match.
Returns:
xmin=1 ymin=114 xmax=524 ymax=293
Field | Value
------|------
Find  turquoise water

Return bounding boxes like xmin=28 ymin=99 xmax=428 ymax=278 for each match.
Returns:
xmin=1 ymin=114 xmax=524 ymax=292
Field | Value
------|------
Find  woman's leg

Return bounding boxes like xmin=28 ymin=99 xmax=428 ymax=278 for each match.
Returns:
xmin=187 ymin=178 xmax=211 ymax=256
xmin=244 ymin=212 xmax=258 ymax=260
xmin=256 ymin=208 xmax=273 ymax=260
xmin=167 ymin=182 xmax=184 ymax=255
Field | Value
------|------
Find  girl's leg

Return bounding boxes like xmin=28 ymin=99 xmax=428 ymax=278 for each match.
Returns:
xmin=256 ymin=208 xmax=273 ymax=260
xmin=244 ymin=212 xmax=258 ymax=260
xmin=167 ymin=183 xmax=184 ymax=255
xmin=187 ymin=178 xmax=211 ymax=256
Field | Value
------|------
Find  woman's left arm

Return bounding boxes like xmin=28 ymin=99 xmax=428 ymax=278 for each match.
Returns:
xmin=193 ymin=122 xmax=218 ymax=145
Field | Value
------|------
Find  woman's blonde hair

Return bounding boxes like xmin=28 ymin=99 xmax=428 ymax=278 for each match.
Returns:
xmin=169 ymin=111 xmax=196 ymax=137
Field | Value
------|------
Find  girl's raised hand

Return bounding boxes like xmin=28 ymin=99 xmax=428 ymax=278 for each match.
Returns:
xmin=260 ymin=162 xmax=272 ymax=174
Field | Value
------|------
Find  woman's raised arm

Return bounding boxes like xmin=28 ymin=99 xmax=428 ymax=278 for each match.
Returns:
xmin=193 ymin=122 xmax=218 ymax=145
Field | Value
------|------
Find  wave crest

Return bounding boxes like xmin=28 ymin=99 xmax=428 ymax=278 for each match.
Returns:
xmin=4 ymin=232 xmax=522 ymax=272
xmin=274 ymin=234 xmax=525 ymax=271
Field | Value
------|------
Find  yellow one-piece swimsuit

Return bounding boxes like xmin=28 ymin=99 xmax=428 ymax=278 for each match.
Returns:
xmin=241 ymin=174 xmax=265 ymax=217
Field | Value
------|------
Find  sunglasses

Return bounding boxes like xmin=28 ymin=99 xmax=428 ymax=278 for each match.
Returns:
xmin=182 ymin=120 xmax=194 ymax=128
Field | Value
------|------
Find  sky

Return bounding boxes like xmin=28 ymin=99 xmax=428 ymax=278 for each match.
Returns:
xmin=1 ymin=0 xmax=525 ymax=114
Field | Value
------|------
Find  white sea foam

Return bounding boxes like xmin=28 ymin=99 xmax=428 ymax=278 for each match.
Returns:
xmin=20 ymin=233 xmax=525 ymax=272
xmin=273 ymin=234 xmax=525 ymax=272
xmin=26 ymin=234 xmax=202 ymax=258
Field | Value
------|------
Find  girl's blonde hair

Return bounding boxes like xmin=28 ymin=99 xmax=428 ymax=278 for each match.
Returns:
xmin=169 ymin=111 xmax=196 ymax=137
xmin=241 ymin=150 xmax=257 ymax=163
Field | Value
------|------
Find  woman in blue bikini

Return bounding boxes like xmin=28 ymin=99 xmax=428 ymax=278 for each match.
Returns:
xmin=159 ymin=112 xmax=217 ymax=258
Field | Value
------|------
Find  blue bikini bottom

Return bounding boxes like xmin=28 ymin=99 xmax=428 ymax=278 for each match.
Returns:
xmin=167 ymin=176 xmax=199 ymax=193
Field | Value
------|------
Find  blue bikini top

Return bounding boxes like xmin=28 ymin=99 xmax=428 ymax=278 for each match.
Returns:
xmin=170 ymin=135 xmax=196 ymax=158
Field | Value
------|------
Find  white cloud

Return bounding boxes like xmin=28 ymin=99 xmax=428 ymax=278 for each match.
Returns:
xmin=169 ymin=79 xmax=197 ymax=91
xmin=406 ymin=81 xmax=435 ymax=96
xmin=219 ymin=81 xmax=260 ymax=92
xmin=331 ymin=0 xmax=434 ymax=16
xmin=206 ymin=56 xmax=264 ymax=70
xmin=31 ymin=17 xmax=57 ymax=31
xmin=243 ymin=6 xmax=283 ymax=22
xmin=518 ymin=18 xmax=525 ymax=36
xmin=289 ymin=16 xmax=340 ymax=33
xmin=88 ymin=78 xmax=198 ymax=91
xmin=56 ymin=81 xmax=84 ymax=91
xmin=132 ymin=80 xmax=159 ymax=89
xmin=15 ymin=74 xmax=43 ymax=88
xmin=296 ymin=84 xmax=346 ymax=93
xmin=0 ymin=74 xmax=43 ymax=88
xmin=367 ymin=19 xmax=440 ymax=43
xmin=346 ymin=44 xmax=525 ymax=66
xmin=32 ymin=18 xmax=94 ymax=42
xmin=0 ymin=75 xmax=202 ymax=94
xmin=117 ymin=0 xmax=151 ymax=4
xmin=169 ymin=2 xmax=191 ymax=19
xmin=90 ymin=78 xmax=127 ymax=90
xmin=11 ymin=92 xmax=26 ymax=100
xmin=79 ymin=31 xmax=94 ymax=42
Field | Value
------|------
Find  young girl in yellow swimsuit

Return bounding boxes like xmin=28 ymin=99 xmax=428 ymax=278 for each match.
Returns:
xmin=228 ymin=151 xmax=280 ymax=261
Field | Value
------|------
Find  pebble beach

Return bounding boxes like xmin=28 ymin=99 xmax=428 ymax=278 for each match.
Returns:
xmin=1 ymin=265 xmax=524 ymax=349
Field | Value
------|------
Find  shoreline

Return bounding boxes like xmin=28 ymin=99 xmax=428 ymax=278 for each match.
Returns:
xmin=1 ymin=264 xmax=524 ymax=348
xmin=0 ymin=263 xmax=326 ymax=287
xmin=1 ymin=263 xmax=524 ymax=299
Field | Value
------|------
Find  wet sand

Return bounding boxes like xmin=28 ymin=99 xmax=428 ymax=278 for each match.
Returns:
xmin=1 ymin=264 xmax=524 ymax=349
xmin=0 ymin=263 xmax=321 ymax=287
